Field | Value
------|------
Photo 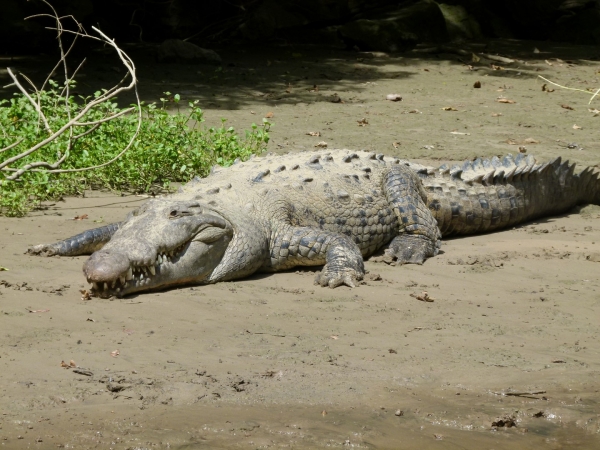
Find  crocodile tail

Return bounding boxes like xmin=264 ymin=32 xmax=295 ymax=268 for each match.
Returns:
xmin=575 ymin=164 xmax=600 ymax=206
xmin=428 ymin=154 xmax=600 ymax=236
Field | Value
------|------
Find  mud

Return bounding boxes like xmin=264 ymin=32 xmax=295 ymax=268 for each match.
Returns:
xmin=1 ymin=40 xmax=600 ymax=448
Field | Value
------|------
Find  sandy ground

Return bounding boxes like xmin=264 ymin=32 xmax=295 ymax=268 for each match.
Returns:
xmin=1 ymin=40 xmax=600 ymax=448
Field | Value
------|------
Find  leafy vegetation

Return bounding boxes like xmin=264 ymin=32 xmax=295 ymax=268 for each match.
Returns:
xmin=0 ymin=83 xmax=270 ymax=216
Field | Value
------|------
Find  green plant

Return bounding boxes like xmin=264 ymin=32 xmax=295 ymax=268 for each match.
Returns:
xmin=0 ymin=85 xmax=271 ymax=216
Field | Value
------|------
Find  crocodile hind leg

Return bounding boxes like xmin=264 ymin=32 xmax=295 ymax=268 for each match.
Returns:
xmin=27 ymin=223 xmax=121 ymax=256
xmin=383 ymin=166 xmax=442 ymax=264
xmin=268 ymin=226 xmax=365 ymax=288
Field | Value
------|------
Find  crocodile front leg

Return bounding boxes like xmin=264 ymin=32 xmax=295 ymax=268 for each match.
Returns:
xmin=268 ymin=226 xmax=365 ymax=288
xmin=27 ymin=223 xmax=121 ymax=256
xmin=384 ymin=166 xmax=442 ymax=264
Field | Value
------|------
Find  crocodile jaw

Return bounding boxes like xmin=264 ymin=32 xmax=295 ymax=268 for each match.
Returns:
xmin=84 ymin=237 xmax=231 ymax=298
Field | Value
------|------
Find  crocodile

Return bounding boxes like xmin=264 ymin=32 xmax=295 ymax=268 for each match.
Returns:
xmin=28 ymin=149 xmax=600 ymax=298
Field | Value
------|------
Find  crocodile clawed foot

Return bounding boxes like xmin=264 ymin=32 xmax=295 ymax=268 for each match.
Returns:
xmin=315 ymin=267 xmax=363 ymax=288
xmin=383 ymin=234 xmax=441 ymax=265
xmin=26 ymin=244 xmax=59 ymax=257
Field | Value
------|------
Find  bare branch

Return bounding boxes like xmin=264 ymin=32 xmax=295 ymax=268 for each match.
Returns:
xmin=72 ymin=123 xmax=102 ymax=140
xmin=73 ymin=107 xmax=136 ymax=126
xmin=3 ymin=150 xmax=70 ymax=181
xmin=6 ymin=68 xmax=53 ymax=134
xmin=59 ymin=57 xmax=87 ymax=99
xmin=1 ymin=2 xmax=141 ymax=182
xmin=0 ymin=138 xmax=25 ymax=154
xmin=28 ymin=4 xmax=84 ymax=93
xmin=129 ymin=9 xmax=144 ymax=43
xmin=0 ymin=67 xmax=136 ymax=172
xmin=17 ymin=72 xmax=49 ymax=134
xmin=589 ymin=87 xmax=600 ymax=104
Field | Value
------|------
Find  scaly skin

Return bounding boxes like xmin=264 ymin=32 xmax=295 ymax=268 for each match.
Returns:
xmin=27 ymin=150 xmax=600 ymax=298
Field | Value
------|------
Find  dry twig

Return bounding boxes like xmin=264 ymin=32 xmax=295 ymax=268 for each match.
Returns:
xmin=538 ymin=75 xmax=600 ymax=104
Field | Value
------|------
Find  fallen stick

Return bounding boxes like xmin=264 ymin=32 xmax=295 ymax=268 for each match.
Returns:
xmin=494 ymin=390 xmax=546 ymax=397
xmin=479 ymin=53 xmax=515 ymax=64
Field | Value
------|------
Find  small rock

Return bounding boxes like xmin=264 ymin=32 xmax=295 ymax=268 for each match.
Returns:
xmin=386 ymin=94 xmax=403 ymax=101
xmin=492 ymin=415 xmax=517 ymax=428
xmin=395 ymin=410 xmax=404 ymax=416
xmin=586 ymin=252 xmax=600 ymax=262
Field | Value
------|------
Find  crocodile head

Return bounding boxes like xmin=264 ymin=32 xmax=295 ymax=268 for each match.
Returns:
xmin=83 ymin=199 xmax=233 ymax=298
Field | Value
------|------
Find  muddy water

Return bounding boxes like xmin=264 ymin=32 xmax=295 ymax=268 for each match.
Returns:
xmin=1 ymin=396 xmax=598 ymax=448
xmin=2 ymin=40 xmax=600 ymax=448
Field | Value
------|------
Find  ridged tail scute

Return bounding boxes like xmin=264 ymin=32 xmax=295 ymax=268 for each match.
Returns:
xmin=576 ymin=165 xmax=600 ymax=206
xmin=427 ymin=154 xmax=600 ymax=236
xmin=452 ymin=153 xmax=538 ymax=186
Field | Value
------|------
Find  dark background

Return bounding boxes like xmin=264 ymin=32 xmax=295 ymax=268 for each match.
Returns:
xmin=2 ymin=0 xmax=600 ymax=54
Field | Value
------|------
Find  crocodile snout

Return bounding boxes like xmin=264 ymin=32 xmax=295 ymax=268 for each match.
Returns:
xmin=83 ymin=250 xmax=130 ymax=283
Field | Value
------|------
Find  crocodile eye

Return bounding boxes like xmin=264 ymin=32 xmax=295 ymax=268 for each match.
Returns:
xmin=169 ymin=210 xmax=178 ymax=218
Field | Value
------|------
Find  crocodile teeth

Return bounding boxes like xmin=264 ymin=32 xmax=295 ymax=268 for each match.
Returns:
xmin=149 ymin=266 xmax=156 ymax=276
xmin=111 ymin=280 xmax=116 ymax=289
xmin=92 ymin=282 xmax=99 ymax=291
xmin=120 ymin=275 xmax=126 ymax=285
xmin=126 ymin=268 xmax=133 ymax=281
xmin=140 ymin=273 xmax=144 ymax=281
xmin=104 ymin=282 xmax=108 ymax=291
xmin=157 ymin=255 xmax=162 ymax=264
